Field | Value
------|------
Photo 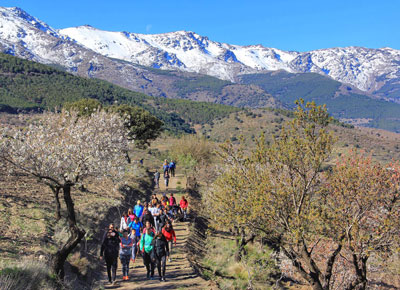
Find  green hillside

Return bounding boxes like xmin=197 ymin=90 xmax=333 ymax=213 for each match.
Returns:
xmin=0 ymin=53 xmax=240 ymax=133
xmin=239 ymin=71 xmax=400 ymax=132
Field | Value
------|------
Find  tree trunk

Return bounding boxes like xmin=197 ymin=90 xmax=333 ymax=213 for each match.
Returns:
xmin=51 ymin=184 xmax=85 ymax=280
xmin=51 ymin=186 xmax=62 ymax=221
xmin=124 ymin=150 xmax=131 ymax=164
xmin=235 ymin=228 xmax=254 ymax=262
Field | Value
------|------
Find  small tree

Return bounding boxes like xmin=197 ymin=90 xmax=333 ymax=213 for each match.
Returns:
xmin=208 ymin=100 xmax=338 ymax=289
xmin=0 ymin=110 xmax=130 ymax=280
xmin=169 ymin=135 xmax=215 ymax=181
xmin=108 ymin=104 xmax=163 ymax=149
xmin=325 ymin=150 xmax=400 ymax=289
xmin=64 ymin=98 xmax=102 ymax=117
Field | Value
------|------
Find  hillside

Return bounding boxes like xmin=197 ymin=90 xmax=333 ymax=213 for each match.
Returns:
xmin=238 ymin=71 xmax=400 ymax=132
xmin=198 ymin=108 xmax=400 ymax=163
xmin=0 ymin=53 xmax=241 ymax=133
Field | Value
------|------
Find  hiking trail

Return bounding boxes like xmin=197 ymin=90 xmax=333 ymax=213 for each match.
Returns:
xmin=102 ymin=173 xmax=214 ymax=289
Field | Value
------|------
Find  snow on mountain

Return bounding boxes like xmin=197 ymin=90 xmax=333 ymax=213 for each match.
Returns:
xmin=59 ymin=26 xmax=400 ymax=94
xmin=0 ymin=6 xmax=399 ymax=97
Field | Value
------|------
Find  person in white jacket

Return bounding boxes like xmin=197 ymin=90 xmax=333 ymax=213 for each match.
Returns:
xmin=120 ymin=211 xmax=131 ymax=232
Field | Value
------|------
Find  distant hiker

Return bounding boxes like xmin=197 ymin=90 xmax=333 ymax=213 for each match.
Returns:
xmin=151 ymin=232 xmax=169 ymax=282
xmin=157 ymin=208 xmax=169 ymax=232
xmin=164 ymin=171 xmax=170 ymax=189
xmin=128 ymin=208 xmax=136 ymax=223
xmin=151 ymin=194 xmax=159 ymax=205
xmin=165 ymin=206 xmax=175 ymax=223
xmin=134 ymin=200 xmax=144 ymax=219
xmin=100 ymin=224 xmax=120 ymax=285
xmin=142 ymin=208 xmax=155 ymax=228
xmin=161 ymin=195 xmax=169 ymax=208
xmin=180 ymin=196 xmax=189 ymax=220
xmin=169 ymin=160 xmax=176 ymax=177
xmin=140 ymin=221 xmax=156 ymax=279
xmin=169 ymin=193 xmax=176 ymax=207
xmin=163 ymin=159 xmax=169 ymax=174
xmin=162 ymin=222 xmax=176 ymax=262
xmin=120 ymin=212 xmax=131 ymax=232
xmin=154 ymin=170 xmax=160 ymax=188
xmin=149 ymin=203 xmax=161 ymax=230
xmin=120 ymin=229 xmax=133 ymax=281
xmin=128 ymin=217 xmax=143 ymax=239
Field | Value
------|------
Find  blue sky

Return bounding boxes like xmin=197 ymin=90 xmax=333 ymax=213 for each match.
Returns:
xmin=2 ymin=0 xmax=399 ymax=51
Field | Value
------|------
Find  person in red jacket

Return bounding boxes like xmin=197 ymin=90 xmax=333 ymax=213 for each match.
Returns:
xmin=179 ymin=196 xmax=188 ymax=220
xmin=162 ymin=222 xmax=176 ymax=262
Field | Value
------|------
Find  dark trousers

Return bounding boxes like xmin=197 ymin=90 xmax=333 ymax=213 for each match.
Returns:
xmin=142 ymin=251 xmax=155 ymax=277
xmin=105 ymin=256 xmax=118 ymax=282
xmin=169 ymin=168 xmax=175 ymax=177
xmin=120 ymin=254 xmax=131 ymax=276
xmin=156 ymin=255 xmax=167 ymax=278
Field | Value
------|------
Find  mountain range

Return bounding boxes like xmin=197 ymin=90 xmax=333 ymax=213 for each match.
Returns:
xmin=1 ymin=6 xmax=400 ymax=131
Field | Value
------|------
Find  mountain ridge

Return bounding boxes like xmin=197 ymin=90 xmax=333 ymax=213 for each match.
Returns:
xmin=2 ymin=6 xmax=400 ymax=131
xmin=58 ymin=24 xmax=400 ymax=99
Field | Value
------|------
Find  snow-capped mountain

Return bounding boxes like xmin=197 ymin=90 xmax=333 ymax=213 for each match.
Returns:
xmin=59 ymin=25 xmax=400 ymax=94
xmin=0 ymin=6 xmax=278 ymax=107
xmin=0 ymin=6 xmax=399 ymax=101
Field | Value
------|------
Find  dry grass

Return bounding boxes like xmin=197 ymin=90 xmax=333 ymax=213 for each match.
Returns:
xmin=0 ymin=259 xmax=58 ymax=290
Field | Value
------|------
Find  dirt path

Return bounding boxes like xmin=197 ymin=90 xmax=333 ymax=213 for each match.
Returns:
xmin=102 ymin=173 xmax=214 ymax=290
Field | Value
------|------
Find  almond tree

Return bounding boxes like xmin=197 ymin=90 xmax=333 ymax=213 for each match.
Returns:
xmin=209 ymin=100 xmax=340 ymax=289
xmin=0 ymin=110 xmax=130 ymax=280
xmin=325 ymin=151 xmax=400 ymax=290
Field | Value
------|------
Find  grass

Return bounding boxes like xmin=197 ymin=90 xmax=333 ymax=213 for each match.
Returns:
xmin=0 ymin=154 xmax=152 ymax=288
xmin=0 ymin=260 xmax=58 ymax=290
xmin=200 ymin=235 xmax=278 ymax=290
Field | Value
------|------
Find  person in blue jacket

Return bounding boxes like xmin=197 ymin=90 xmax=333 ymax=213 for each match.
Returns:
xmin=163 ymin=159 xmax=169 ymax=174
xmin=134 ymin=200 xmax=144 ymax=219
xmin=169 ymin=160 xmax=176 ymax=177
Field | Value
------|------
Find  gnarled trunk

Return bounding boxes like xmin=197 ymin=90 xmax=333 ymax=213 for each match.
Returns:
xmin=51 ymin=186 xmax=61 ymax=221
xmin=51 ymin=184 xmax=85 ymax=280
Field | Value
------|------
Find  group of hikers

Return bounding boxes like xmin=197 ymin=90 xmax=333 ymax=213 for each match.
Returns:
xmin=154 ymin=159 xmax=176 ymax=189
xmin=100 ymin=160 xmax=189 ymax=285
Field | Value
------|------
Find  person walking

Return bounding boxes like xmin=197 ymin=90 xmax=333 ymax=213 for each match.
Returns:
xmin=169 ymin=193 xmax=176 ymax=207
xmin=154 ymin=170 xmax=160 ymax=189
xmin=164 ymin=171 xmax=170 ymax=189
xmin=152 ymin=232 xmax=169 ymax=282
xmin=134 ymin=200 xmax=144 ymax=220
xmin=142 ymin=207 xmax=155 ymax=228
xmin=163 ymin=160 xmax=169 ymax=174
xmin=100 ymin=224 xmax=120 ymax=285
xmin=119 ymin=211 xmax=131 ymax=232
xmin=169 ymin=160 xmax=176 ymax=177
xmin=140 ymin=221 xmax=156 ymax=279
xmin=128 ymin=208 xmax=136 ymax=223
xmin=162 ymin=222 xmax=176 ymax=262
xmin=128 ymin=217 xmax=142 ymax=239
xmin=130 ymin=228 xmax=140 ymax=263
xmin=180 ymin=196 xmax=189 ymax=220
xmin=157 ymin=208 xmax=169 ymax=233
xmin=120 ymin=229 xmax=133 ymax=281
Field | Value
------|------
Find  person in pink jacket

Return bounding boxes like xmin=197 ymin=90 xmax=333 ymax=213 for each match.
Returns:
xmin=179 ymin=196 xmax=188 ymax=220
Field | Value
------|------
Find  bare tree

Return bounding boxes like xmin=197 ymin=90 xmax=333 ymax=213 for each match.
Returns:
xmin=0 ymin=110 xmax=131 ymax=280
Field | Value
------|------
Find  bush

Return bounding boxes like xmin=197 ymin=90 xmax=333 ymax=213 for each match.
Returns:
xmin=68 ymin=252 xmax=90 ymax=277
